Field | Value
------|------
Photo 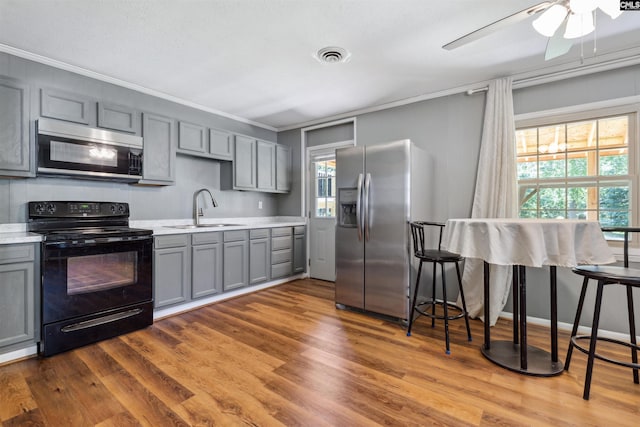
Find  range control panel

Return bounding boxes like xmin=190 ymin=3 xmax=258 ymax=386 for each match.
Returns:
xmin=28 ymin=201 xmax=129 ymax=218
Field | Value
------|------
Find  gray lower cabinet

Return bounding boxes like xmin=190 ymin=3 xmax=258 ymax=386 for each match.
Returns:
xmin=276 ymin=144 xmax=291 ymax=192
xmin=293 ymin=226 xmax=306 ymax=274
xmin=249 ymin=228 xmax=270 ymax=285
xmin=154 ymin=235 xmax=190 ymax=308
xmin=0 ymin=76 xmax=31 ymax=177
xmin=140 ymin=113 xmax=176 ymax=185
xmin=271 ymin=227 xmax=293 ymax=279
xmin=191 ymin=232 xmax=223 ymax=299
xmin=223 ymin=230 xmax=249 ymax=291
xmin=0 ymin=243 xmax=38 ymax=353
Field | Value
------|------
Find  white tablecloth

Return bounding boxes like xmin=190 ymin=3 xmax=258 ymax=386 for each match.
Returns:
xmin=441 ymin=218 xmax=616 ymax=325
xmin=442 ymin=218 xmax=616 ymax=268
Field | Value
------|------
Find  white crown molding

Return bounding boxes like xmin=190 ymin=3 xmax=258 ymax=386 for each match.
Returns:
xmin=0 ymin=44 xmax=278 ymax=132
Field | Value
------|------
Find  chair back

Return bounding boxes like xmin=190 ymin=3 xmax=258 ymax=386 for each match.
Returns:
xmin=601 ymin=226 xmax=640 ymax=267
xmin=409 ymin=221 xmax=446 ymax=256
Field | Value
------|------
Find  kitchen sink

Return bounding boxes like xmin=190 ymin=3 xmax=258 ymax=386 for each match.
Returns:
xmin=166 ymin=224 xmax=245 ymax=229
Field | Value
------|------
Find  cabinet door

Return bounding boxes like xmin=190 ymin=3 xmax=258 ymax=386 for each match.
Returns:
xmin=98 ymin=102 xmax=137 ymax=133
xmin=249 ymin=238 xmax=270 ymax=285
xmin=293 ymin=233 xmax=306 ymax=274
xmin=192 ymin=242 xmax=222 ymax=299
xmin=178 ymin=121 xmax=206 ymax=154
xmin=276 ymin=144 xmax=291 ymax=192
xmin=0 ymin=262 xmax=35 ymax=348
xmin=154 ymin=246 xmax=189 ymax=308
xmin=233 ymin=135 xmax=256 ymax=189
xmin=40 ymin=88 xmax=91 ymax=124
xmin=223 ymin=240 xmax=248 ymax=291
xmin=257 ymin=140 xmax=276 ymax=191
xmin=209 ymin=128 xmax=233 ymax=160
xmin=141 ymin=113 xmax=176 ymax=185
xmin=0 ymin=76 xmax=30 ymax=175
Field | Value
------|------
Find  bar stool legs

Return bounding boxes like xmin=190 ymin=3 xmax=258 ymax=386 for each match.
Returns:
xmin=406 ymin=259 xmax=472 ymax=354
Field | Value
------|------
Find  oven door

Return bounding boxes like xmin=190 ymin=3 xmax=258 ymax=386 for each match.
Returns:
xmin=42 ymin=236 xmax=152 ymax=325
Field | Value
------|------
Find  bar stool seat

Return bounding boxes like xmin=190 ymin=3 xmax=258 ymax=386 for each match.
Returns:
xmin=565 ymin=226 xmax=640 ymax=400
xmin=406 ymin=221 xmax=472 ymax=354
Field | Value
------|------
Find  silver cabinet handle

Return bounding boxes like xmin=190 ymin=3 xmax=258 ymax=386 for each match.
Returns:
xmin=356 ymin=173 xmax=363 ymax=241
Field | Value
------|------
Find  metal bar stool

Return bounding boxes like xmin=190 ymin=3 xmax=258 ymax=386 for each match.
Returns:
xmin=406 ymin=221 xmax=472 ymax=354
xmin=566 ymin=226 xmax=640 ymax=400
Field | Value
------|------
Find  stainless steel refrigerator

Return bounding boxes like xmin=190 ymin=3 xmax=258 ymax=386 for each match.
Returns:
xmin=335 ymin=139 xmax=429 ymax=320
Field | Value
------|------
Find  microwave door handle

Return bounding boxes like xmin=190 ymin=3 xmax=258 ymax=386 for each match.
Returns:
xmin=364 ymin=173 xmax=371 ymax=242
xmin=356 ymin=173 xmax=363 ymax=241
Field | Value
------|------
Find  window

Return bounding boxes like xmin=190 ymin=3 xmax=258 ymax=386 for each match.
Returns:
xmin=314 ymin=159 xmax=336 ymax=217
xmin=516 ymin=109 xmax=637 ymax=235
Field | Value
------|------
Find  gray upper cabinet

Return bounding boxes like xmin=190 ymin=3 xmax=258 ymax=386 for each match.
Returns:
xmin=257 ymin=140 xmax=276 ymax=191
xmin=209 ymin=128 xmax=233 ymax=160
xmin=178 ymin=121 xmax=207 ymax=154
xmin=40 ymin=88 xmax=91 ymax=124
xmin=276 ymin=144 xmax=291 ymax=192
xmin=233 ymin=135 xmax=257 ymax=190
xmin=140 ymin=113 xmax=176 ymax=185
xmin=0 ymin=244 xmax=37 ymax=352
xmin=0 ymin=76 xmax=30 ymax=176
xmin=97 ymin=102 xmax=137 ymax=133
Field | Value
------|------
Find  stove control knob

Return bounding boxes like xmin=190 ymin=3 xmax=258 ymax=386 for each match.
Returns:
xmin=110 ymin=204 xmax=117 ymax=214
xmin=46 ymin=203 xmax=56 ymax=214
xmin=118 ymin=204 xmax=126 ymax=214
xmin=35 ymin=203 xmax=46 ymax=215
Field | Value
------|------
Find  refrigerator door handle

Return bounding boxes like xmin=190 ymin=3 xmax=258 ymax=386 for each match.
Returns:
xmin=364 ymin=172 xmax=371 ymax=241
xmin=356 ymin=173 xmax=363 ymax=241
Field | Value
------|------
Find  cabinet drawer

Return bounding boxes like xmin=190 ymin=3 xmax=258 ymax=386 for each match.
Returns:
xmin=294 ymin=226 xmax=305 ymax=235
xmin=250 ymin=228 xmax=270 ymax=240
xmin=271 ymin=236 xmax=292 ymax=251
xmin=154 ymin=234 xmax=188 ymax=249
xmin=271 ymin=262 xmax=292 ymax=279
xmin=0 ymin=244 xmax=35 ymax=264
xmin=192 ymin=232 xmax=221 ymax=245
xmin=271 ymin=249 xmax=291 ymax=265
xmin=224 ymin=230 xmax=248 ymax=242
xmin=271 ymin=227 xmax=292 ymax=237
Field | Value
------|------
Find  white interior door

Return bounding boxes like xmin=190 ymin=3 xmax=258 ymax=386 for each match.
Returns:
xmin=308 ymin=157 xmax=336 ymax=281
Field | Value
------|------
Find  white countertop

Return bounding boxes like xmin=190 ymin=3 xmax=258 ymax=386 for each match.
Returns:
xmin=0 ymin=217 xmax=306 ymax=244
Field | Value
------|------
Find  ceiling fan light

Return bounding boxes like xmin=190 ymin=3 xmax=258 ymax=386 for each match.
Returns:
xmin=597 ymin=0 xmax=623 ymax=19
xmin=564 ymin=12 xmax=594 ymax=38
xmin=569 ymin=0 xmax=598 ymax=14
xmin=532 ymin=4 xmax=568 ymax=37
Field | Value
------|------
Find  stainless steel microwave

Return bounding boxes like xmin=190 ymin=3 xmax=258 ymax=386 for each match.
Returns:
xmin=37 ymin=118 xmax=143 ymax=182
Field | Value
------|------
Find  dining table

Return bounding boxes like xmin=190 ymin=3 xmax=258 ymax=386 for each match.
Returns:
xmin=442 ymin=218 xmax=616 ymax=376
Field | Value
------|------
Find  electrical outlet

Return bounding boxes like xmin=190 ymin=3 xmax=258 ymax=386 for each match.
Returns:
xmin=258 ymin=200 xmax=263 ymax=209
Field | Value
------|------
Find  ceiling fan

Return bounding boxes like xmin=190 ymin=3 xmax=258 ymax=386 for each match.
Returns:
xmin=443 ymin=0 xmax=624 ymax=60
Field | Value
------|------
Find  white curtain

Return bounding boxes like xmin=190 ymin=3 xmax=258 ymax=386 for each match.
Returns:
xmin=458 ymin=77 xmax=517 ymax=326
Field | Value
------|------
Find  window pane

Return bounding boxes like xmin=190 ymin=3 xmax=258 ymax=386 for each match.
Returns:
xmin=567 ymin=152 xmax=588 ymax=177
xmin=539 ymin=187 xmax=565 ymax=216
xmin=519 ymin=209 xmax=538 ymax=219
xmin=598 ymin=116 xmax=628 ymax=149
xmin=516 ymin=128 xmax=538 ymax=155
xmin=517 ymin=157 xmax=537 ymax=179
xmin=519 ymin=186 xmax=537 ymax=210
xmin=539 ymin=157 xmax=565 ymax=178
xmin=567 ymin=186 xmax=588 ymax=210
xmin=599 ymin=148 xmax=628 ymax=176
xmin=567 ymin=120 xmax=596 ymax=151
xmin=538 ymin=125 xmax=565 ymax=154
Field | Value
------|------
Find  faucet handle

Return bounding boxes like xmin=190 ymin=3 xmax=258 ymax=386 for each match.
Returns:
xmin=197 ymin=208 xmax=204 ymax=217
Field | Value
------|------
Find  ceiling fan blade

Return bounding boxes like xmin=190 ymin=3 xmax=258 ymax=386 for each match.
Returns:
xmin=544 ymin=18 xmax=573 ymax=60
xmin=443 ymin=1 xmax=554 ymax=50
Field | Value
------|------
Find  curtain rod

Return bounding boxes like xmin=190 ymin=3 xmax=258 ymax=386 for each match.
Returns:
xmin=465 ymin=53 xmax=640 ymax=96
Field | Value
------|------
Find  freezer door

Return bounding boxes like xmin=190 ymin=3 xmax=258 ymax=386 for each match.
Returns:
xmin=364 ymin=140 xmax=410 ymax=319
xmin=335 ymin=146 xmax=365 ymax=309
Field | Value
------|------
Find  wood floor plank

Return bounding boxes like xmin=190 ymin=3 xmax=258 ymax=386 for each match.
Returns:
xmin=2 ymin=278 xmax=640 ymax=426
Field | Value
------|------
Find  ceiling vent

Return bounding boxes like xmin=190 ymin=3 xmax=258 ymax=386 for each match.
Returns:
xmin=314 ymin=46 xmax=351 ymax=64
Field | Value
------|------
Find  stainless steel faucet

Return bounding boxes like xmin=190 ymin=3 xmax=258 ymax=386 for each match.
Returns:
xmin=193 ymin=188 xmax=218 ymax=225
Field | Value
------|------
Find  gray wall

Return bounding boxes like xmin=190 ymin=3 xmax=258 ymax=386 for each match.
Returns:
xmin=277 ymin=63 xmax=640 ymax=335
xmin=0 ymin=52 xmax=281 ymax=222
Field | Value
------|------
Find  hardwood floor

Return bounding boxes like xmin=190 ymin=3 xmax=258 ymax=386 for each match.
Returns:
xmin=1 ymin=278 xmax=638 ymax=426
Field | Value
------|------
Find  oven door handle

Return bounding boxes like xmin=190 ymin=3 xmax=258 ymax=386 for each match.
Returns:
xmin=44 ymin=235 xmax=152 ymax=248
xmin=60 ymin=308 xmax=144 ymax=333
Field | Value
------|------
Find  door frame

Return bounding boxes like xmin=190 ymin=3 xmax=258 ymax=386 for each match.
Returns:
xmin=301 ymin=117 xmax=357 ymax=278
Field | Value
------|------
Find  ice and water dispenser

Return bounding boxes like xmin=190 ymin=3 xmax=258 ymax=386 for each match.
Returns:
xmin=338 ymin=188 xmax=358 ymax=228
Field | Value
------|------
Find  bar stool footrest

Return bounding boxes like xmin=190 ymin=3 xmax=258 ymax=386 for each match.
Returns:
xmin=571 ymin=335 xmax=640 ymax=370
xmin=414 ymin=300 xmax=467 ymax=321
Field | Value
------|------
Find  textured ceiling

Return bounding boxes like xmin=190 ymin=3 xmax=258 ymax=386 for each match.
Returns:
xmin=1 ymin=0 xmax=640 ymax=130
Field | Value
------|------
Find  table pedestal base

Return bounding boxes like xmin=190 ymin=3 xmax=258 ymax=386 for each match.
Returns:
xmin=482 ymin=341 xmax=564 ymax=377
